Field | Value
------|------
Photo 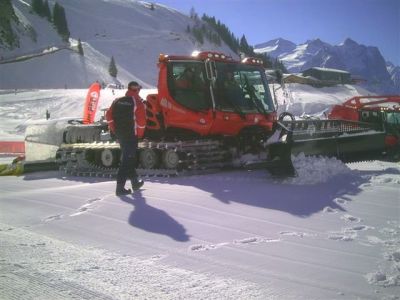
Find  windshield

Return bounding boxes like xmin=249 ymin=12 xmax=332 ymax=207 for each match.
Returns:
xmin=386 ymin=112 xmax=400 ymax=125
xmin=213 ymin=62 xmax=275 ymax=113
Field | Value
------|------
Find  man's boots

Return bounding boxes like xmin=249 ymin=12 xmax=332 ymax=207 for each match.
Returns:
xmin=131 ymin=178 xmax=144 ymax=191
xmin=116 ymin=183 xmax=132 ymax=196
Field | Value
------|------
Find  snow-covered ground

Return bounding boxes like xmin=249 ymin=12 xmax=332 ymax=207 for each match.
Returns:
xmin=1 ymin=0 xmax=399 ymax=297
xmin=1 ymin=159 xmax=399 ymax=299
xmin=0 ymin=85 xmax=399 ymax=299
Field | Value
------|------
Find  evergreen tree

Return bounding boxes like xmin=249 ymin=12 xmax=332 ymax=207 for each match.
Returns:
xmin=32 ymin=0 xmax=44 ymax=16
xmin=201 ymin=11 xmax=290 ymax=71
xmin=53 ymin=2 xmax=70 ymax=42
xmin=52 ymin=2 xmax=60 ymax=23
xmin=77 ymin=38 xmax=84 ymax=56
xmin=43 ymin=0 xmax=51 ymax=21
xmin=202 ymin=13 xmax=240 ymax=53
xmin=189 ymin=7 xmax=197 ymax=20
xmin=275 ymin=69 xmax=283 ymax=85
xmin=0 ymin=0 xmax=20 ymax=48
xmin=274 ymin=58 xmax=288 ymax=73
xmin=239 ymin=35 xmax=254 ymax=56
xmin=191 ymin=27 xmax=204 ymax=44
xmin=108 ymin=56 xmax=118 ymax=78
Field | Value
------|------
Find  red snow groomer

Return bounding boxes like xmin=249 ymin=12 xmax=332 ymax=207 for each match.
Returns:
xmin=329 ymin=95 xmax=400 ymax=158
xmin=24 ymin=52 xmax=399 ymax=177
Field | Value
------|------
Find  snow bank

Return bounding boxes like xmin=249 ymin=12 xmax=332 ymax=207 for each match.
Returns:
xmin=284 ymin=153 xmax=353 ymax=185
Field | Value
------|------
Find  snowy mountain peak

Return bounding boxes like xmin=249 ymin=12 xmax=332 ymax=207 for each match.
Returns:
xmin=254 ymin=37 xmax=399 ymax=94
xmin=341 ymin=38 xmax=359 ymax=47
xmin=305 ymin=38 xmax=328 ymax=46
xmin=253 ymin=38 xmax=296 ymax=58
xmin=302 ymin=39 xmax=331 ymax=55
xmin=386 ymin=61 xmax=400 ymax=92
xmin=254 ymin=38 xmax=295 ymax=49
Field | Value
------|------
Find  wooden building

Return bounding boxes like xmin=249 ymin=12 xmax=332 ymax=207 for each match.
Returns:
xmin=302 ymin=67 xmax=351 ymax=85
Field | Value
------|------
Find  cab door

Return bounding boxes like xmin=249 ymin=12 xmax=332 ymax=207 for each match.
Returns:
xmin=160 ymin=61 xmax=214 ymax=136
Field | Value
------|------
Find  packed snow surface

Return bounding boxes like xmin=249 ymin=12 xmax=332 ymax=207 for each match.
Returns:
xmin=1 ymin=160 xmax=399 ymax=299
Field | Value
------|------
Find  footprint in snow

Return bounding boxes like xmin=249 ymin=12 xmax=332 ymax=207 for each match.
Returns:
xmin=150 ymin=254 xmax=168 ymax=261
xmin=328 ymin=233 xmax=355 ymax=242
xmin=43 ymin=214 xmax=63 ymax=222
xmin=70 ymin=197 xmax=103 ymax=217
xmin=234 ymin=237 xmax=281 ymax=244
xmin=341 ymin=214 xmax=361 ymax=223
xmin=280 ymin=231 xmax=315 ymax=238
xmin=366 ymin=236 xmax=385 ymax=245
xmin=323 ymin=206 xmax=339 ymax=213
xmin=334 ymin=198 xmax=347 ymax=205
xmin=189 ymin=244 xmax=218 ymax=251
xmin=329 ymin=225 xmax=372 ymax=242
xmin=234 ymin=237 xmax=263 ymax=244
xmin=350 ymin=225 xmax=373 ymax=231
xmin=384 ymin=250 xmax=400 ymax=262
xmin=189 ymin=237 xmax=280 ymax=252
xmin=86 ymin=197 xmax=102 ymax=204
xmin=365 ymin=271 xmax=400 ymax=287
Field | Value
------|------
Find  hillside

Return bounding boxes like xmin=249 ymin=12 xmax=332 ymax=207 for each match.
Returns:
xmin=0 ymin=0 xmax=236 ymax=89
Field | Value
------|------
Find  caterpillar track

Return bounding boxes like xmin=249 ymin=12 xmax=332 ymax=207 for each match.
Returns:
xmin=56 ymin=138 xmax=234 ymax=178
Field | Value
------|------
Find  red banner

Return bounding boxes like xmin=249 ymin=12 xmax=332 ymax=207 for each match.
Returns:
xmin=82 ymin=82 xmax=101 ymax=124
xmin=0 ymin=141 xmax=25 ymax=154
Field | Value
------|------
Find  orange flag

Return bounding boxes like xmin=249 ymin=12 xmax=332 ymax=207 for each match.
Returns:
xmin=82 ymin=82 xmax=101 ymax=124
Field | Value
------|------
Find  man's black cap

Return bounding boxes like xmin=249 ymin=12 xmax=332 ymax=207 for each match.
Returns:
xmin=128 ymin=81 xmax=142 ymax=89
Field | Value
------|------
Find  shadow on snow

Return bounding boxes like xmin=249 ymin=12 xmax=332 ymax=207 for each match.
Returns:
xmin=118 ymin=190 xmax=190 ymax=242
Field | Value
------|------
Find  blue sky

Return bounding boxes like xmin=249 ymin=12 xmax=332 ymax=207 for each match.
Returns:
xmin=156 ymin=0 xmax=400 ymax=65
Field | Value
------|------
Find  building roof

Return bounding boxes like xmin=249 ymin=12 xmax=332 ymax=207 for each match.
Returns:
xmin=306 ymin=67 xmax=350 ymax=74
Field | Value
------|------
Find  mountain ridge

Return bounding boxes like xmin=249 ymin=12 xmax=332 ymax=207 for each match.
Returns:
xmin=254 ymin=38 xmax=399 ymax=94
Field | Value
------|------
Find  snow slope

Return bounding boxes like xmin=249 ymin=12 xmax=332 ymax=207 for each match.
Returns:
xmin=0 ymin=0 xmax=237 ymax=89
xmin=1 ymin=159 xmax=399 ymax=299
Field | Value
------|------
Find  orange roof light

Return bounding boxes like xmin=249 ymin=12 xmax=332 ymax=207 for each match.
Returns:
xmin=242 ymin=57 xmax=264 ymax=66
xmin=192 ymin=51 xmax=232 ymax=61
xmin=159 ymin=53 xmax=169 ymax=63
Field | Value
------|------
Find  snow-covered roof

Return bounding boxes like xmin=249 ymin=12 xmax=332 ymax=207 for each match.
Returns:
xmin=306 ymin=67 xmax=350 ymax=74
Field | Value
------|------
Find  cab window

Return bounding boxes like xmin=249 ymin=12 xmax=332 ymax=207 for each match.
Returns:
xmin=214 ymin=63 xmax=275 ymax=113
xmin=167 ymin=62 xmax=210 ymax=111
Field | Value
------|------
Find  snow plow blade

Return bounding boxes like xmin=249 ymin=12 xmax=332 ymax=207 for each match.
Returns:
xmin=264 ymin=140 xmax=295 ymax=177
xmin=243 ymin=123 xmax=296 ymax=177
xmin=281 ymin=119 xmax=388 ymax=161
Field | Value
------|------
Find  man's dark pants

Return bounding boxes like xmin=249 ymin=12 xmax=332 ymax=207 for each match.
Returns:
xmin=117 ymin=138 xmax=138 ymax=186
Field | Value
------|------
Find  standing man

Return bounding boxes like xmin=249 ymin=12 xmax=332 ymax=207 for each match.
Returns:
xmin=109 ymin=81 xmax=146 ymax=195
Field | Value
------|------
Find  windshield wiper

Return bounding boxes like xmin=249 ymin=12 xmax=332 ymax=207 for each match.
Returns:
xmin=243 ymin=75 xmax=267 ymax=115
